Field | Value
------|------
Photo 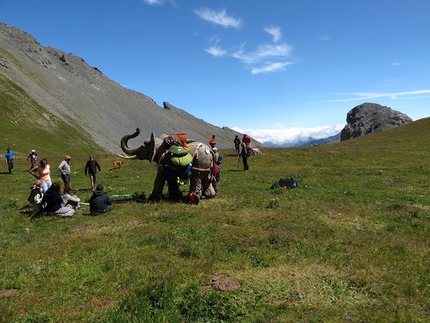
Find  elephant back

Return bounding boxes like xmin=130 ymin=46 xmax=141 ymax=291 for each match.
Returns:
xmin=187 ymin=142 xmax=214 ymax=170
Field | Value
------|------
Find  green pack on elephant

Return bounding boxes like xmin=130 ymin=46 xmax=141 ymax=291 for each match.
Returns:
xmin=120 ymin=128 xmax=216 ymax=204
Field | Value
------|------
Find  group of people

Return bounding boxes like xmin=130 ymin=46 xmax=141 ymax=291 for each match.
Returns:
xmin=3 ymin=148 xmax=112 ymax=216
xmin=209 ymin=134 xmax=253 ymax=180
xmin=28 ymin=180 xmax=112 ymax=217
xmin=9 ymin=135 xmax=253 ymax=215
xmin=27 ymin=153 xmax=102 ymax=191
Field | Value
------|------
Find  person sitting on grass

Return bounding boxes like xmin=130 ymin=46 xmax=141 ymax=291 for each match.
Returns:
xmin=62 ymin=185 xmax=81 ymax=210
xmin=42 ymin=182 xmax=75 ymax=217
xmin=89 ymin=184 xmax=112 ymax=215
xmin=28 ymin=180 xmax=44 ymax=214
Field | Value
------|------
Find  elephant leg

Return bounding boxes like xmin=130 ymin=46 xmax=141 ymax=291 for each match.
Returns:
xmin=148 ymin=168 xmax=166 ymax=203
xmin=202 ymin=171 xmax=216 ymax=198
xmin=166 ymin=176 xmax=182 ymax=201
xmin=188 ymin=171 xmax=202 ymax=204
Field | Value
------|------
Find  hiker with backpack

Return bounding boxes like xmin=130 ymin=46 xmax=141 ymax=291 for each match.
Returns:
xmin=240 ymin=140 xmax=252 ymax=172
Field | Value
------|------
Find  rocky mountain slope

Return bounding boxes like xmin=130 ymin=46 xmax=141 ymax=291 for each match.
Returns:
xmin=0 ymin=23 xmax=256 ymax=153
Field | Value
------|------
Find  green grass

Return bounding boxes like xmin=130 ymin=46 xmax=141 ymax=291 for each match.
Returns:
xmin=0 ymin=74 xmax=106 ymax=157
xmin=1 ymin=117 xmax=430 ymax=322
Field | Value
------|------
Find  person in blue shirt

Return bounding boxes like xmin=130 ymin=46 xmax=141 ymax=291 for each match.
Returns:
xmin=5 ymin=148 xmax=15 ymax=174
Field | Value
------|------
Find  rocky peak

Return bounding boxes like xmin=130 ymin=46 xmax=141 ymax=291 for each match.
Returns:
xmin=340 ymin=103 xmax=412 ymax=141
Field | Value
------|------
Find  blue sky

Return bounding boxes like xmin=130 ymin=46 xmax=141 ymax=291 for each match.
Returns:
xmin=1 ymin=0 xmax=430 ymax=145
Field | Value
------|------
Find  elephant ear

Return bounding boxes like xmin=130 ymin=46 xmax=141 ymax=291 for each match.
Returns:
xmin=148 ymin=132 xmax=157 ymax=162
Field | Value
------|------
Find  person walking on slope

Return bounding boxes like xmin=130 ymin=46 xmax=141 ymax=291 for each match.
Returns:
xmin=58 ymin=155 xmax=72 ymax=186
xmin=26 ymin=150 xmax=38 ymax=170
xmin=5 ymin=148 xmax=15 ymax=174
xmin=85 ymin=155 xmax=101 ymax=189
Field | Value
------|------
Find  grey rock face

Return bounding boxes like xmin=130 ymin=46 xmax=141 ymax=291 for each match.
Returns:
xmin=340 ymin=103 xmax=413 ymax=141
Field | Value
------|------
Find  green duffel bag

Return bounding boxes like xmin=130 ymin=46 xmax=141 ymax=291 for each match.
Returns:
xmin=168 ymin=146 xmax=193 ymax=168
xmin=169 ymin=145 xmax=189 ymax=157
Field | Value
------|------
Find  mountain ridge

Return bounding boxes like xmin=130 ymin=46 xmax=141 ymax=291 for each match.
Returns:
xmin=0 ymin=23 xmax=260 ymax=154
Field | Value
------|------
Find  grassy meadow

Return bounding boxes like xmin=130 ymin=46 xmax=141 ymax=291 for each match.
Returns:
xmin=1 ymin=117 xmax=430 ymax=322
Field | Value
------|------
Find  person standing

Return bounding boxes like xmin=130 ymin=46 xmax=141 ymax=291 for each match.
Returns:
xmin=26 ymin=150 xmax=38 ymax=170
xmin=209 ymin=135 xmax=216 ymax=149
xmin=240 ymin=142 xmax=251 ymax=172
xmin=29 ymin=158 xmax=52 ymax=192
xmin=85 ymin=155 xmax=101 ymax=189
xmin=58 ymin=155 xmax=72 ymax=186
xmin=212 ymin=147 xmax=222 ymax=194
xmin=5 ymin=148 xmax=15 ymax=174
xmin=233 ymin=135 xmax=241 ymax=156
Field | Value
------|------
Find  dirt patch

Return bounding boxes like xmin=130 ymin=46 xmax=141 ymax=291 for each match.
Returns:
xmin=0 ymin=289 xmax=19 ymax=298
xmin=210 ymin=275 xmax=240 ymax=292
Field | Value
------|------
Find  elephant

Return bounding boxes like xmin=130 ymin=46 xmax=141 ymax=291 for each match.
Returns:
xmin=120 ymin=128 xmax=216 ymax=204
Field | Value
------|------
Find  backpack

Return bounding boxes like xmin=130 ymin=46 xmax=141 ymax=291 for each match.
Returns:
xmin=217 ymin=154 xmax=224 ymax=165
xmin=270 ymin=177 xmax=298 ymax=189
xmin=243 ymin=135 xmax=251 ymax=145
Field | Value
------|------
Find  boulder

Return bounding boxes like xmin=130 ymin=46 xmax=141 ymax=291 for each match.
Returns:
xmin=340 ymin=103 xmax=413 ymax=141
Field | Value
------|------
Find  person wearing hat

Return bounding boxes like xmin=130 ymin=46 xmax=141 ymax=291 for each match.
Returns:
xmin=26 ymin=150 xmax=38 ymax=170
xmin=84 ymin=155 xmax=101 ymax=189
xmin=209 ymin=135 xmax=216 ymax=148
xmin=58 ymin=155 xmax=72 ymax=186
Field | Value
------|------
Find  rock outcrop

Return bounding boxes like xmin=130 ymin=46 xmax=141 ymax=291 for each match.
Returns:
xmin=340 ymin=103 xmax=413 ymax=141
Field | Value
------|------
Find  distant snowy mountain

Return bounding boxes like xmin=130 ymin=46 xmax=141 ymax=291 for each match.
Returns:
xmin=263 ymin=132 xmax=340 ymax=147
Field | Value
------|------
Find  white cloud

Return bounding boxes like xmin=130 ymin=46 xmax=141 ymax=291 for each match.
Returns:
xmin=251 ymin=61 xmax=293 ymax=74
xmin=142 ymin=0 xmax=164 ymax=5
xmin=196 ymin=12 xmax=294 ymax=74
xmin=194 ymin=8 xmax=242 ymax=28
xmin=330 ymin=89 xmax=430 ymax=102
xmin=205 ymin=46 xmax=227 ymax=57
xmin=264 ymin=25 xmax=282 ymax=43
xmin=233 ymin=123 xmax=345 ymax=146
xmin=232 ymin=43 xmax=294 ymax=64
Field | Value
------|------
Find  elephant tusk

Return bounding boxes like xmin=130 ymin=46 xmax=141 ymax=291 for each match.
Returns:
xmin=117 ymin=154 xmax=137 ymax=159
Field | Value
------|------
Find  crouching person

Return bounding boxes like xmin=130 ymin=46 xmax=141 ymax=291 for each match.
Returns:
xmin=62 ymin=185 xmax=81 ymax=210
xmin=89 ymin=184 xmax=112 ymax=215
xmin=42 ymin=182 xmax=75 ymax=217
xmin=28 ymin=180 xmax=44 ymax=214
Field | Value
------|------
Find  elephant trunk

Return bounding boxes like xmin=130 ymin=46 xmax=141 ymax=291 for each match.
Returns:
xmin=120 ymin=127 xmax=142 ymax=156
